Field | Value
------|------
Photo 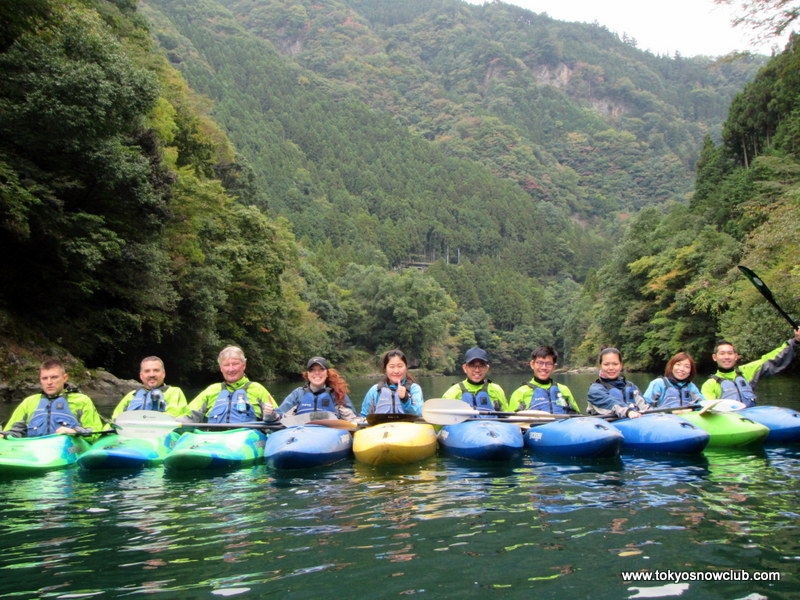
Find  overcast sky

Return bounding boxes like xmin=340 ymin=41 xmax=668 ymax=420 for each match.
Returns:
xmin=464 ymin=0 xmax=791 ymax=57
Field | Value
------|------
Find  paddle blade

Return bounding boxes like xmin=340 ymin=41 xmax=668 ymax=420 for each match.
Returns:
xmin=281 ymin=411 xmax=338 ymax=428
xmin=738 ymin=265 xmax=798 ymax=328
xmin=422 ymin=397 xmax=479 ymax=425
xmin=113 ymin=410 xmax=181 ymax=439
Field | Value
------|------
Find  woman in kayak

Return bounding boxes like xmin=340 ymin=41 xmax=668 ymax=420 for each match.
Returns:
xmin=277 ymin=356 xmax=360 ymax=423
xmin=643 ymin=352 xmax=705 ymax=409
xmin=360 ymin=349 xmax=424 ymax=416
xmin=586 ymin=347 xmax=649 ymax=419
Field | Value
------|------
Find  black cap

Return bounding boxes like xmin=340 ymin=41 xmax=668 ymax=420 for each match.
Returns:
xmin=306 ymin=356 xmax=329 ymax=370
xmin=464 ymin=347 xmax=489 ymax=364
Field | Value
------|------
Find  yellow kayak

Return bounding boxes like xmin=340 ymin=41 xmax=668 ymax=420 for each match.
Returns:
xmin=353 ymin=422 xmax=437 ymax=465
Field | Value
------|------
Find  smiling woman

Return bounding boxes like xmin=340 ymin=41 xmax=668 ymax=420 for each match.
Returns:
xmin=275 ymin=357 xmax=360 ymax=422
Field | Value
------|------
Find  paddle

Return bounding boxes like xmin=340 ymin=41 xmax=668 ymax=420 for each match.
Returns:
xmin=366 ymin=413 xmax=420 ymax=426
xmin=113 ymin=410 xmax=285 ymax=439
xmin=738 ymin=265 xmax=798 ymax=329
xmin=422 ymin=398 xmax=702 ymax=426
xmin=697 ymin=399 xmax=721 ymax=415
xmin=421 ymin=398 xmax=564 ymax=426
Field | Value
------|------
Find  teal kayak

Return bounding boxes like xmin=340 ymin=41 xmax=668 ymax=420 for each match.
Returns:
xmin=163 ymin=428 xmax=268 ymax=470
xmin=78 ymin=432 xmax=181 ymax=470
xmin=0 ymin=434 xmax=90 ymax=474
xmin=681 ymin=411 xmax=769 ymax=447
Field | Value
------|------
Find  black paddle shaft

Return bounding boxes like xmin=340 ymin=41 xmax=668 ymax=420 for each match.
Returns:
xmin=738 ymin=265 xmax=798 ymax=329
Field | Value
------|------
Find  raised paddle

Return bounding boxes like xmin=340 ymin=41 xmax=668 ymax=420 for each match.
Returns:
xmin=738 ymin=265 xmax=799 ymax=329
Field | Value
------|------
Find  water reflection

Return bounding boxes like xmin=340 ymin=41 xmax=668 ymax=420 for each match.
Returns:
xmin=0 ymin=431 xmax=798 ymax=598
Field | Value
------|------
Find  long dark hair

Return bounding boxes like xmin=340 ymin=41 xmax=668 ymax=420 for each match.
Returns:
xmin=381 ymin=349 xmax=416 ymax=384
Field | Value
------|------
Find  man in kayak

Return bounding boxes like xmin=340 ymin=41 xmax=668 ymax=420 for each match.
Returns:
xmin=111 ymin=356 xmax=188 ymax=419
xmin=2 ymin=358 xmax=104 ymax=438
xmin=700 ymin=328 xmax=800 ymax=407
xmin=185 ymin=345 xmax=278 ymax=423
xmin=441 ymin=347 xmax=507 ymax=416
xmin=507 ymin=346 xmax=580 ymax=414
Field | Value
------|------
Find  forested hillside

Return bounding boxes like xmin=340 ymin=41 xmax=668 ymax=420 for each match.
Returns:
xmin=572 ymin=35 xmax=800 ymax=370
xmin=1 ymin=0 xmax=794 ymax=389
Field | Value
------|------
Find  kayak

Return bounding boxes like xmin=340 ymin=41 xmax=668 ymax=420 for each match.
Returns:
xmin=264 ymin=424 xmax=353 ymax=469
xmin=353 ymin=422 xmax=437 ymax=465
xmin=78 ymin=432 xmax=181 ymax=470
xmin=0 ymin=434 xmax=90 ymax=474
xmin=610 ymin=413 xmax=710 ymax=454
xmin=437 ymin=420 xmax=523 ymax=461
xmin=163 ymin=428 xmax=268 ymax=470
xmin=524 ymin=416 xmax=623 ymax=458
xmin=737 ymin=406 xmax=800 ymax=444
xmin=681 ymin=411 xmax=769 ymax=447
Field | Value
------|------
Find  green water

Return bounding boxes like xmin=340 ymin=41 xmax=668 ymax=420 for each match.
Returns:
xmin=1 ymin=373 xmax=799 ymax=599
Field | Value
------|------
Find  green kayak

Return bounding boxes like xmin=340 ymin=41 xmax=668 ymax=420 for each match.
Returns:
xmin=163 ymin=428 xmax=268 ymax=471
xmin=0 ymin=434 xmax=91 ymax=474
xmin=681 ymin=411 xmax=769 ymax=447
xmin=78 ymin=432 xmax=181 ymax=470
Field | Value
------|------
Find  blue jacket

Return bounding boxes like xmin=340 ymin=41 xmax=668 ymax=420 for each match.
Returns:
xmin=360 ymin=379 xmax=423 ymax=417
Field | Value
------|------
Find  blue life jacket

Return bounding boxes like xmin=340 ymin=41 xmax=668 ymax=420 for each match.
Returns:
xmin=26 ymin=394 xmax=82 ymax=437
xmin=374 ymin=382 xmax=405 ymax=414
xmin=596 ymin=378 xmax=638 ymax=407
xmin=297 ymin=386 xmax=337 ymax=414
xmin=710 ymin=369 xmax=757 ymax=407
xmin=459 ymin=381 xmax=496 ymax=418
xmin=208 ymin=382 xmax=257 ymax=423
xmin=652 ymin=377 xmax=696 ymax=408
xmin=524 ymin=382 xmax=571 ymax=414
xmin=127 ymin=386 xmax=168 ymax=412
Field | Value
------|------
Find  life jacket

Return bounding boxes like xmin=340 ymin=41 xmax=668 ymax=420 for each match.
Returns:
xmin=595 ymin=378 xmax=638 ymax=406
xmin=207 ymin=382 xmax=257 ymax=423
xmin=710 ymin=369 xmax=757 ymax=407
xmin=26 ymin=394 xmax=82 ymax=437
xmin=524 ymin=382 xmax=571 ymax=414
xmin=297 ymin=386 xmax=337 ymax=414
xmin=651 ymin=377 xmax=696 ymax=408
xmin=374 ymin=381 xmax=406 ymax=414
xmin=126 ymin=386 xmax=169 ymax=412
xmin=459 ymin=381 xmax=496 ymax=418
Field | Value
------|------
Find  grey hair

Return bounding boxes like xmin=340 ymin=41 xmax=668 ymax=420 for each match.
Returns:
xmin=218 ymin=345 xmax=246 ymax=365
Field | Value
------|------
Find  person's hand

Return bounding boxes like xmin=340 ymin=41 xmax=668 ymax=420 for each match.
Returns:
xmin=262 ymin=405 xmax=275 ymax=419
xmin=627 ymin=410 xmax=642 ymax=419
xmin=396 ymin=384 xmax=407 ymax=400
xmin=55 ymin=426 xmax=77 ymax=435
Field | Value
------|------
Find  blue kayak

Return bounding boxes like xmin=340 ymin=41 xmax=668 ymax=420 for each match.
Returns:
xmin=264 ymin=424 xmax=353 ymax=469
xmin=437 ymin=420 xmax=523 ymax=461
xmin=737 ymin=406 xmax=800 ymax=444
xmin=163 ymin=428 xmax=268 ymax=470
xmin=78 ymin=432 xmax=181 ymax=470
xmin=524 ymin=416 xmax=623 ymax=458
xmin=611 ymin=413 xmax=709 ymax=454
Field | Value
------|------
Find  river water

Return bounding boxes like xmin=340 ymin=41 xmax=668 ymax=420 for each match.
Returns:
xmin=1 ymin=372 xmax=798 ymax=599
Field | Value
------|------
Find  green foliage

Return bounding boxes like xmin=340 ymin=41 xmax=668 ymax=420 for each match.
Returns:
xmin=336 ymin=264 xmax=457 ymax=369
xmin=577 ymin=37 xmax=800 ymax=370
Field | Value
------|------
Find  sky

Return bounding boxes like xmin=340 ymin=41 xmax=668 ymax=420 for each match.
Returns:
xmin=464 ymin=0 xmax=792 ymax=57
